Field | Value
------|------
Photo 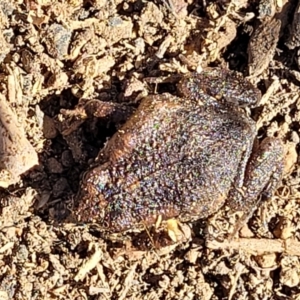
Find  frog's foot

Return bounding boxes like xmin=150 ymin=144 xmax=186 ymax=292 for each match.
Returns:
xmin=228 ymin=137 xmax=285 ymax=236
xmin=59 ymin=99 xmax=135 ymax=135
xmin=83 ymin=100 xmax=135 ymax=123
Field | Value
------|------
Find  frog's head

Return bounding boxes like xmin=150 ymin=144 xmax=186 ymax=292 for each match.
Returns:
xmin=177 ymin=68 xmax=261 ymax=108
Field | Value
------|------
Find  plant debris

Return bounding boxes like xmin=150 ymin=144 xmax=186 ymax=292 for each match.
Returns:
xmin=0 ymin=0 xmax=300 ymax=299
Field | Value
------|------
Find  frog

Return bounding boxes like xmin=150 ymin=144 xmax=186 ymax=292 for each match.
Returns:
xmin=73 ymin=68 xmax=284 ymax=233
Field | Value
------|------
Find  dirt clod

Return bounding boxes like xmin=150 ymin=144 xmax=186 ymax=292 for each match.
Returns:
xmin=0 ymin=0 xmax=300 ymax=299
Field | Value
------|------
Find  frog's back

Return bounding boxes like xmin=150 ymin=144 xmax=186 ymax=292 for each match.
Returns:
xmin=76 ymin=93 xmax=255 ymax=232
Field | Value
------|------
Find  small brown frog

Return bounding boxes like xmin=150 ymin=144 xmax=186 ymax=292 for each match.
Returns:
xmin=74 ymin=68 xmax=284 ymax=233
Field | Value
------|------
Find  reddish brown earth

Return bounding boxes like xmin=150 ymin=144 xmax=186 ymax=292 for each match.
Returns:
xmin=0 ymin=0 xmax=299 ymax=299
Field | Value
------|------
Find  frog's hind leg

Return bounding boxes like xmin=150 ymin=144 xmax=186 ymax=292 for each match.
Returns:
xmin=259 ymin=140 xmax=285 ymax=199
xmin=230 ymin=137 xmax=284 ymax=210
xmin=228 ymin=137 xmax=284 ymax=236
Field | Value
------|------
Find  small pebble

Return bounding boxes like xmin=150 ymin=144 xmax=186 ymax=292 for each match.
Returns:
xmin=43 ymin=115 xmax=57 ymax=139
xmin=47 ymin=157 xmax=63 ymax=174
xmin=53 ymin=177 xmax=69 ymax=197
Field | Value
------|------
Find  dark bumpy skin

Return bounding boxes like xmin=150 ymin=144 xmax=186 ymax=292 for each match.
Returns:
xmin=74 ymin=68 xmax=284 ymax=232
